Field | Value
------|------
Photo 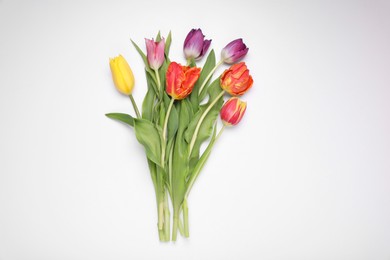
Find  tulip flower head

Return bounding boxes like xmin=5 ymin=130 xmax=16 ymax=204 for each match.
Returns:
xmin=221 ymin=38 xmax=249 ymax=64
xmin=220 ymin=62 xmax=253 ymax=96
xmin=183 ymin=28 xmax=211 ymax=61
xmin=220 ymin=97 xmax=247 ymax=126
xmin=166 ymin=62 xmax=201 ymax=100
xmin=145 ymin=38 xmax=165 ymax=70
xmin=109 ymin=55 xmax=135 ymax=95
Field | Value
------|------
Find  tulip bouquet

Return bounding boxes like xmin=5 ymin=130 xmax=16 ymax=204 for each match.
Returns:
xmin=106 ymin=29 xmax=253 ymax=242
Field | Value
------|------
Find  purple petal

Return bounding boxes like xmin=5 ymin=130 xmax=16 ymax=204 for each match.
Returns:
xmin=221 ymin=38 xmax=249 ymax=63
xmin=230 ymin=48 xmax=249 ymax=63
xmin=183 ymin=29 xmax=197 ymax=48
xmin=184 ymin=29 xmax=205 ymax=59
xmin=197 ymin=39 xmax=211 ymax=60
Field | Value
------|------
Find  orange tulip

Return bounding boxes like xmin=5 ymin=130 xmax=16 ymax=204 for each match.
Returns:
xmin=166 ymin=62 xmax=201 ymax=100
xmin=220 ymin=62 xmax=253 ymax=96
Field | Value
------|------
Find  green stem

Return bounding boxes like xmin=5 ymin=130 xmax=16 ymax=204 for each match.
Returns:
xmin=154 ymin=69 xmax=161 ymax=91
xmin=183 ymin=199 xmax=189 ymax=237
xmin=162 ymin=99 xmax=175 ymax=143
xmin=129 ymin=94 xmax=141 ymax=118
xmin=188 ymin=91 xmax=225 ymax=155
xmin=216 ymin=125 xmax=226 ymax=141
xmin=160 ymin=98 xmax=174 ymax=172
xmin=163 ymin=190 xmax=170 ymax=241
xmin=156 ymin=167 xmax=164 ymax=230
xmin=158 ymin=228 xmax=165 ymax=241
xmin=172 ymin=212 xmax=179 ymax=241
xmin=178 ymin=215 xmax=185 ymax=237
xmin=198 ymin=59 xmax=223 ymax=95
xmin=185 ymin=125 xmax=226 ymax=199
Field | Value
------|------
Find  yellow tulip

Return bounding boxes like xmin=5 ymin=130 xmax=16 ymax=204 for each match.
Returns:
xmin=109 ymin=55 xmax=135 ymax=95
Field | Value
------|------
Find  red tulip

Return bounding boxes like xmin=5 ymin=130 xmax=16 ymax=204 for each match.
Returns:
xmin=166 ymin=62 xmax=201 ymax=100
xmin=220 ymin=97 xmax=247 ymax=126
xmin=220 ymin=62 xmax=253 ymax=96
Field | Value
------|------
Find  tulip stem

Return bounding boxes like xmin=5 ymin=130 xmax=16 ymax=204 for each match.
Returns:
xmin=216 ymin=125 xmax=226 ymax=140
xmin=183 ymin=199 xmax=189 ymax=237
xmin=154 ymin=69 xmax=161 ymax=92
xmin=185 ymin=124 xmax=226 ymax=199
xmin=188 ymin=91 xmax=225 ymax=155
xmin=161 ymin=98 xmax=174 ymax=168
xmin=129 ymin=94 xmax=141 ymax=118
xmin=162 ymin=99 xmax=175 ymax=142
xmin=198 ymin=59 xmax=223 ymax=96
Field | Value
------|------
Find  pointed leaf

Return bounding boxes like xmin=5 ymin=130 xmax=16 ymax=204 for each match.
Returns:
xmin=106 ymin=113 xmax=134 ymax=127
xmin=164 ymin=31 xmax=172 ymax=56
xmin=198 ymin=50 xmax=217 ymax=101
xmin=163 ymin=93 xmax=178 ymax=141
xmin=185 ymin=124 xmax=218 ymax=197
xmin=134 ymin=118 xmax=162 ymax=166
xmin=142 ymin=88 xmax=155 ymax=121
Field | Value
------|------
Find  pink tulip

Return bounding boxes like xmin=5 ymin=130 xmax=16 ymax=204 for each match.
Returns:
xmin=145 ymin=38 xmax=165 ymax=70
xmin=220 ymin=97 xmax=247 ymax=126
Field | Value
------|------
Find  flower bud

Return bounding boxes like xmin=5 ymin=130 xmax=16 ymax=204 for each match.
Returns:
xmin=220 ymin=97 xmax=247 ymax=126
xmin=109 ymin=55 xmax=135 ymax=95
xmin=221 ymin=38 xmax=248 ymax=64
xmin=166 ymin=62 xmax=201 ymax=100
xmin=220 ymin=62 xmax=253 ymax=96
xmin=183 ymin=28 xmax=211 ymax=61
xmin=145 ymin=38 xmax=165 ymax=70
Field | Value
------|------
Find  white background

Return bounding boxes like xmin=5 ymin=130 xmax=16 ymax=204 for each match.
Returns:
xmin=1 ymin=0 xmax=390 ymax=259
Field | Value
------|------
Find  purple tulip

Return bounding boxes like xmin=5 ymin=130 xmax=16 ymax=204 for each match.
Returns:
xmin=145 ymin=38 xmax=165 ymax=70
xmin=221 ymin=38 xmax=249 ymax=64
xmin=183 ymin=29 xmax=211 ymax=61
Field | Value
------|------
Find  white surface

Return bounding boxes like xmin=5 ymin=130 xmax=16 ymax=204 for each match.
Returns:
xmin=1 ymin=0 xmax=390 ymax=259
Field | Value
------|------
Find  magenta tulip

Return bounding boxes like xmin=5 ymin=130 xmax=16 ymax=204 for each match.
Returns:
xmin=221 ymin=38 xmax=248 ymax=64
xmin=183 ymin=28 xmax=211 ymax=61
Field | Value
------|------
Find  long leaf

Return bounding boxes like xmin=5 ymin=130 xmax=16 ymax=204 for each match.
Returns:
xmin=171 ymin=100 xmax=191 ymax=209
xmin=189 ymin=50 xmax=216 ymax=112
xmin=134 ymin=118 xmax=162 ymax=167
xmin=164 ymin=31 xmax=172 ymax=56
xmin=142 ymin=88 xmax=155 ymax=121
xmin=105 ymin=113 xmax=134 ymax=127
xmin=185 ymin=123 xmax=218 ymax=198
xmin=131 ymin=39 xmax=157 ymax=82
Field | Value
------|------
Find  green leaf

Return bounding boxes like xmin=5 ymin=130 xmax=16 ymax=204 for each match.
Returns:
xmin=145 ymin=69 xmax=159 ymax=99
xmin=184 ymin=78 xmax=223 ymax=144
xmin=131 ymin=39 xmax=157 ymax=82
xmin=142 ymin=87 xmax=155 ymax=121
xmin=131 ymin=39 xmax=148 ymax=68
xmin=105 ymin=113 xmax=134 ymax=127
xmin=156 ymin=31 xmax=161 ymax=42
xmin=159 ymin=102 xmax=166 ymax=129
xmin=208 ymin=76 xmax=223 ymax=101
xmin=134 ymin=118 xmax=162 ymax=167
xmin=185 ymin=123 xmax=218 ymax=198
xmin=164 ymin=31 xmax=172 ymax=57
xmin=171 ymin=100 xmax=192 ymax=208
xmin=159 ymin=60 xmax=170 ymax=97
xmin=184 ymin=78 xmax=223 ymax=172
xmin=197 ymin=50 xmax=215 ymax=106
xmin=163 ymin=93 xmax=178 ymax=141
